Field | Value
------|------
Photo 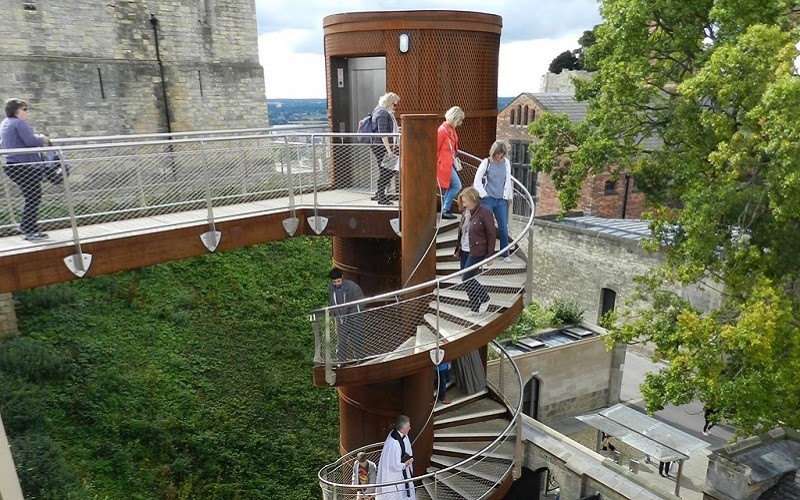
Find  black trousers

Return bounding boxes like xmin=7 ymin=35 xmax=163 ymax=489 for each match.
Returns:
xmin=372 ymin=146 xmax=397 ymax=200
xmin=4 ymin=162 xmax=43 ymax=234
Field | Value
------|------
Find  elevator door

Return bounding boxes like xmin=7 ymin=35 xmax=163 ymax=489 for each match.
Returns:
xmin=348 ymin=57 xmax=386 ymax=130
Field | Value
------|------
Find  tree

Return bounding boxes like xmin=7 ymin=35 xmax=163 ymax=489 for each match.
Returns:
xmin=548 ymin=50 xmax=581 ymax=74
xmin=529 ymin=0 xmax=800 ymax=435
xmin=548 ymin=25 xmax=601 ymax=74
xmin=576 ymin=25 xmax=599 ymax=71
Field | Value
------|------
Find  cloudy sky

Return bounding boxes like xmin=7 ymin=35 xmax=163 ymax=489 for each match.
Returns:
xmin=255 ymin=1 xmax=603 ymax=99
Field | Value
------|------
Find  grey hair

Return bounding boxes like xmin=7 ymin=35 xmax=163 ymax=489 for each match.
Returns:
xmin=378 ymin=92 xmax=400 ymax=109
xmin=393 ymin=414 xmax=410 ymax=430
xmin=444 ymin=106 xmax=465 ymax=126
xmin=489 ymin=140 xmax=507 ymax=157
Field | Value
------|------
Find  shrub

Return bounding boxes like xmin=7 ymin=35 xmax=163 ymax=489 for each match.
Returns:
xmin=14 ymin=284 xmax=75 ymax=314
xmin=549 ymin=298 xmax=584 ymax=326
xmin=0 ymin=374 xmax=47 ymax=434
xmin=501 ymin=302 xmax=554 ymax=342
xmin=11 ymin=432 xmax=77 ymax=498
xmin=0 ymin=337 xmax=68 ymax=383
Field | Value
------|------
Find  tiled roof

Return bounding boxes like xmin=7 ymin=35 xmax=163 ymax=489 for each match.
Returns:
xmin=529 ymin=93 xmax=589 ymax=124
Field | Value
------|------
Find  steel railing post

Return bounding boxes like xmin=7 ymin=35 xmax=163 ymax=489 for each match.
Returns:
xmin=281 ymin=136 xmax=299 ymax=236
xmin=524 ymin=198 xmax=536 ymax=307
xmin=135 ymin=151 xmax=147 ymax=209
xmin=198 ymin=140 xmax=221 ymax=251
xmin=61 ymin=147 xmax=92 ymax=277
xmin=324 ymin=309 xmax=335 ymax=385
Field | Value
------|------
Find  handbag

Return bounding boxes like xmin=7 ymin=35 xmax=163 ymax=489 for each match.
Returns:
xmin=449 ymin=138 xmax=462 ymax=171
xmin=381 ymin=155 xmax=400 ymax=171
xmin=40 ymin=151 xmax=72 ymax=184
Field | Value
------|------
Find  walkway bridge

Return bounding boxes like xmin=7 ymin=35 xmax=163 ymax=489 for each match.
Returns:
xmin=0 ymin=124 xmax=535 ymax=499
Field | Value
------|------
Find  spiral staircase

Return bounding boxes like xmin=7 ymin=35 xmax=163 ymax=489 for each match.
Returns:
xmin=313 ymin=152 xmax=534 ymax=500
xmin=0 ymin=128 xmax=534 ymax=499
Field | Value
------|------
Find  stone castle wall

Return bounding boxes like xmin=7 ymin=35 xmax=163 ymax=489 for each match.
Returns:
xmin=0 ymin=0 xmax=268 ymax=138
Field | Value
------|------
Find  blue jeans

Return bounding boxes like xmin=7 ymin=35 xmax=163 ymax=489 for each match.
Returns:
xmin=441 ymin=168 xmax=462 ymax=213
xmin=481 ymin=196 xmax=509 ymax=257
xmin=460 ymin=251 xmax=490 ymax=311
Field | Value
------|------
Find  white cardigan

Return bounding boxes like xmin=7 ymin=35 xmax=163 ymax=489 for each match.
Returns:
xmin=473 ymin=157 xmax=513 ymax=200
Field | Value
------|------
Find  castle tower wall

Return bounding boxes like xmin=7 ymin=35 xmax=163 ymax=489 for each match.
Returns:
xmin=0 ymin=0 xmax=268 ymax=138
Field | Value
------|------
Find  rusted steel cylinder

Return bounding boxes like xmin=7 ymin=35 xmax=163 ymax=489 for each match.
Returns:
xmin=323 ymin=10 xmax=502 ymax=157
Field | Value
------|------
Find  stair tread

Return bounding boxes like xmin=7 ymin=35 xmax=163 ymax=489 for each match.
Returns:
xmin=438 ymin=273 xmax=525 ymax=290
xmin=433 ymin=440 xmax=516 ymax=460
xmin=436 ymin=258 xmax=526 ymax=272
xmin=361 ymin=326 xmax=442 ymax=365
xmin=426 ymin=306 xmax=503 ymax=332
xmin=414 ymin=324 xmax=441 ymax=352
xmin=435 ymin=397 xmax=507 ymax=426
xmin=422 ymin=313 xmax=474 ymax=342
xmin=423 ymin=465 xmax=498 ymax=498
xmin=433 ymin=289 xmax=519 ymax=309
xmin=435 ymin=418 xmax=513 ymax=437
xmin=429 ymin=455 xmax=514 ymax=483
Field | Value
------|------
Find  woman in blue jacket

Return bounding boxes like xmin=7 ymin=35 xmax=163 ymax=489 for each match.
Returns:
xmin=0 ymin=98 xmax=50 ymax=241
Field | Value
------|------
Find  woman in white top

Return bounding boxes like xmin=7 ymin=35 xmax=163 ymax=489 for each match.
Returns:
xmin=473 ymin=140 xmax=514 ymax=261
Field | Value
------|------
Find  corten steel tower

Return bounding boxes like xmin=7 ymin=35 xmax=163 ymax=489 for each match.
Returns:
xmin=321 ymin=10 xmax=502 ymax=468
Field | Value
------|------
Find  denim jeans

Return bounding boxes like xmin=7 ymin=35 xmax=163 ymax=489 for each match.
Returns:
xmin=441 ymin=167 xmax=462 ymax=213
xmin=481 ymin=196 xmax=509 ymax=257
xmin=460 ymin=251 xmax=490 ymax=311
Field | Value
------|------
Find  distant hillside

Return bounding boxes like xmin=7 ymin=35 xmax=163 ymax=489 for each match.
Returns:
xmin=498 ymin=97 xmax=515 ymax=110
xmin=267 ymin=99 xmax=327 ymax=125
xmin=268 ymin=98 xmax=519 ymax=124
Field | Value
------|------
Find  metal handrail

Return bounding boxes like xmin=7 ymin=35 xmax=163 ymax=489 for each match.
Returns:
xmin=317 ymin=339 xmax=523 ymax=499
xmin=315 ymin=150 xmax=534 ymax=498
xmin=49 ymin=123 xmax=327 ymax=145
xmin=310 ymin=163 xmax=533 ymax=314
xmin=309 ymin=151 xmax=536 ymax=373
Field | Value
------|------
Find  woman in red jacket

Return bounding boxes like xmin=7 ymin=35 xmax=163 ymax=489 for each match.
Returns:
xmin=454 ymin=187 xmax=496 ymax=315
xmin=436 ymin=106 xmax=465 ymax=219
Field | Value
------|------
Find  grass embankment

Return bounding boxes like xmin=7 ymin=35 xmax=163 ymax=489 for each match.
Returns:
xmin=0 ymin=237 xmax=339 ymax=499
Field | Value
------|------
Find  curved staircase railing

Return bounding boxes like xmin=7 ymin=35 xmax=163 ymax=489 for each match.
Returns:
xmin=318 ymin=339 xmax=523 ymax=500
xmin=309 ymin=152 xmax=535 ymax=383
xmin=312 ymin=151 xmax=536 ymax=498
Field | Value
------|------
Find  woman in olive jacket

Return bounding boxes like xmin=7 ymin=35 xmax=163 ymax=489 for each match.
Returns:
xmin=453 ymin=187 xmax=496 ymax=314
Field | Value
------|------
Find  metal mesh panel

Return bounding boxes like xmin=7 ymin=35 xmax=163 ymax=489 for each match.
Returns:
xmin=319 ymin=341 xmax=522 ymax=500
xmin=0 ymin=132 xmax=394 ymax=244
xmin=324 ymin=12 xmax=500 ymax=158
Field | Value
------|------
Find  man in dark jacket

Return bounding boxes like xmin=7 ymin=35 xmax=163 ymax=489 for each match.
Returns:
xmin=328 ymin=268 xmax=366 ymax=362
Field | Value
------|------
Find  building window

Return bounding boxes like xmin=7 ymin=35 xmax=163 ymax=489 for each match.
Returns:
xmin=516 ymin=105 xmax=522 ymax=126
xmin=604 ymin=180 xmax=617 ymax=195
xmin=523 ymin=105 xmax=529 ymax=125
xmin=510 ymin=141 xmax=531 ymax=165
xmin=510 ymin=109 xmax=516 ymax=126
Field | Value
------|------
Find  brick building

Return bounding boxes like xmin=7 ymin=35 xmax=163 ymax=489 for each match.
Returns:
xmin=497 ymin=91 xmax=645 ymax=218
xmin=0 ymin=0 xmax=268 ymax=139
